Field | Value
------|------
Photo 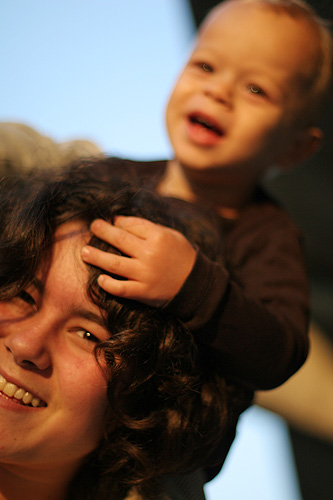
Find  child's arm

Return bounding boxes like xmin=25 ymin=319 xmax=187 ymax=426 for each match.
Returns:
xmin=82 ymin=209 xmax=310 ymax=391
xmin=162 ymin=205 xmax=310 ymax=390
xmin=81 ymin=216 xmax=197 ymax=307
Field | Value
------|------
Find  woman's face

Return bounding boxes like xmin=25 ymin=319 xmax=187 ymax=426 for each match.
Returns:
xmin=0 ymin=221 xmax=110 ymax=474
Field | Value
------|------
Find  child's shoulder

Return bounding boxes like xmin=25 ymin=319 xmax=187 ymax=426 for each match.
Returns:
xmin=110 ymin=156 xmax=167 ymax=188
xmin=224 ymin=185 xmax=302 ymax=247
xmin=240 ymin=185 xmax=298 ymax=229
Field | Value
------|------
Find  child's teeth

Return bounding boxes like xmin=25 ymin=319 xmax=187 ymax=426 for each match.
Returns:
xmin=0 ymin=375 xmax=6 ymax=391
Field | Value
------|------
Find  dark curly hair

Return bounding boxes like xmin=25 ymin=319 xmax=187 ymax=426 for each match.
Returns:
xmin=0 ymin=158 xmax=252 ymax=500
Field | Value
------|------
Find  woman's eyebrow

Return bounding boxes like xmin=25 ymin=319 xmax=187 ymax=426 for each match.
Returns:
xmin=30 ymin=278 xmax=44 ymax=294
xmin=31 ymin=279 xmax=105 ymax=326
xmin=72 ymin=308 xmax=106 ymax=327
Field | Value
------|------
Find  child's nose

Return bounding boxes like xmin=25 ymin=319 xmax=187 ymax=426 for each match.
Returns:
xmin=204 ymin=75 xmax=233 ymax=107
xmin=4 ymin=322 xmax=52 ymax=371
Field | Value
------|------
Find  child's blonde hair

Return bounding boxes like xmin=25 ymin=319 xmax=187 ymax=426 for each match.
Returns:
xmin=205 ymin=0 xmax=333 ymax=121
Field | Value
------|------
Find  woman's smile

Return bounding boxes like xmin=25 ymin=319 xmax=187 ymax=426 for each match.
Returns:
xmin=0 ymin=221 xmax=109 ymax=469
xmin=0 ymin=372 xmax=47 ymax=408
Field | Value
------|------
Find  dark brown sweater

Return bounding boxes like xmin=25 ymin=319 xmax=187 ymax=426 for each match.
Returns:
xmin=109 ymin=157 xmax=310 ymax=391
xmin=97 ymin=156 xmax=310 ymax=480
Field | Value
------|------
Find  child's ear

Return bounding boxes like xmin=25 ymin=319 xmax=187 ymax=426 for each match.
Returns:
xmin=279 ymin=126 xmax=323 ymax=171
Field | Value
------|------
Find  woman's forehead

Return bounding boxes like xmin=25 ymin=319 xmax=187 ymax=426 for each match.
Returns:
xmin=54 ymin=220 xmax=90 ymax=243
xmin=37 ymin=221 xmax=91 ymax=292
xmin=34 ymin=222 xmax=105 ymax=319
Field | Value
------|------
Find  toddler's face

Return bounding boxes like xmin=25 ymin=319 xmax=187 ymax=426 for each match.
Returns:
xmin=166 ymin=1 xmax=319 ymax=180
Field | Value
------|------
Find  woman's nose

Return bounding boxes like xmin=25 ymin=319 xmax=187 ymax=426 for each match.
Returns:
xmin=4 ymin=322 xmax=52 ymax=371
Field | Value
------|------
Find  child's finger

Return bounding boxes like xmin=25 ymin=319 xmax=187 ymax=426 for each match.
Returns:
xmin=90 ymin=219 xmax=143 ymax=256
xmin=113 ymin=215 xmax=160 ymax=239
xmin=97 ymin=274 xmax=137 ymax=298
xmin=97 ymin=274 xmax=164 ymax=306
xmin=81 ymin=245 xmax=138 ymax=280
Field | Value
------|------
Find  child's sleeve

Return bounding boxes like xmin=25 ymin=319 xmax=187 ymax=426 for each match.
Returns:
xmin=164 ymin=205 xmax=310 ymax=390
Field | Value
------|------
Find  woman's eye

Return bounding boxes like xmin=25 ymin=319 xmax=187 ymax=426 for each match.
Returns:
xmin=200 ymin=62 xmax=213 ymax=73
xmin=248 ymin=84 xmax=265 ymax=97
xmin=18 ymin=290 xmax=37 ymax=310
xmin=76 ymin=329 xmax=100 ymax=343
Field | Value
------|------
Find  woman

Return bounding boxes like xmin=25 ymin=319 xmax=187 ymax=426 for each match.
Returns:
xmin=0 ymin=159 xmax=252 ymax=500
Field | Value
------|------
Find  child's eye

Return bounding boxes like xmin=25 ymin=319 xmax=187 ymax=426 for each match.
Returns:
xmin=248 ymin=84 xmax=266 ymax=97
xmin=200 ymin=62 xmax=213 ymax=73
xmin=75 ymin=329 xmax=100 ymax=343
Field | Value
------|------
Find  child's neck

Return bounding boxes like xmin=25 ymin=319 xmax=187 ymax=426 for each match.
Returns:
xmin=157 ymin=159 xmax=257 ymax=219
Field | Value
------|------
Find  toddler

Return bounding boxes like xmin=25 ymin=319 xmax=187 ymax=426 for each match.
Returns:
xmin=82 ymin=0 xmax=332 ymax=398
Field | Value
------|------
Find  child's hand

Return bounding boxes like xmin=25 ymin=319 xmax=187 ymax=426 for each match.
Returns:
xmin=81 ymin=216 xmax=196 ymax=307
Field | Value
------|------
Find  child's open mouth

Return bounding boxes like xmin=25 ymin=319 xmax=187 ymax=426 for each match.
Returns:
xmin=187 ymin=113 xmax=224 ymax=146
xmin=189 ymin=113 xmax=223 ymax=137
